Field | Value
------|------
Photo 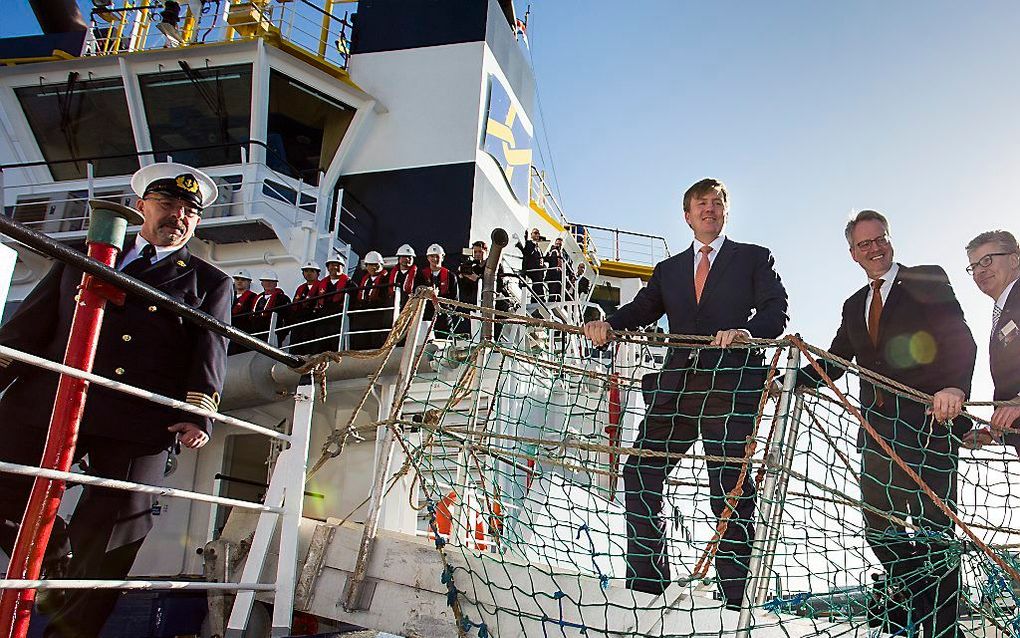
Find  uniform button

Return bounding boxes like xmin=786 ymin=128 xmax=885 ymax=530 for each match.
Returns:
xmin=148 ymin=306 xmax=157 ymax=312
xmin=122 ymin=334 xmax=132 ymax=342
xmin=115 ymin=367 xmax=126 ymax=376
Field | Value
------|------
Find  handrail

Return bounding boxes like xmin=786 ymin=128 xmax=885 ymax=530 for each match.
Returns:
xmin=0 ymin=213 xmax=304 ymax=368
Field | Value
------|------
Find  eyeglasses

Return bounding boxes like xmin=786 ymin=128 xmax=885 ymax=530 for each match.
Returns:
xmin=144 ymin=196 xmax=201 ymax=219
xmin=966 ymin=252 xmax=1015 ymax=275
xmin=855 ymin=234 xmax=890 ymax=251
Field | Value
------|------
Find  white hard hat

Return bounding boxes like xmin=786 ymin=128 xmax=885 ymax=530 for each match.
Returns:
xmin=130 ymin=162 xmax=218 ymax=209
xmin=324 ymin=255 xmax=345 ymax=265
xmin=233 ymin=269 xmax=252 ymax=280
xmin=260 ymin=270 xmax=279 ymax=282
xmin=426 ymin=243 xmax=445 ymax=256
xmin=396 ymin=244 xmax=416 ymax=257
xmin=301 ymin=261 xmax=321 ymax=271
xmin=363 ymin=251 xmax=384 ymax=265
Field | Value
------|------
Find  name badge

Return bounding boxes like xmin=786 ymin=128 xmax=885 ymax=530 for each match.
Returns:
xmin=1000 ymin=320 xmax=1018 ymax=347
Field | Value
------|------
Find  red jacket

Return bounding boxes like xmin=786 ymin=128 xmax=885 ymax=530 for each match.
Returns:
xmin=232 ymin=289 xmax=258 ymax=316
xmin=358 ymin=270 xmax=391 ymax=304
xmin=316 ymin=275 xmax=350 ymax=308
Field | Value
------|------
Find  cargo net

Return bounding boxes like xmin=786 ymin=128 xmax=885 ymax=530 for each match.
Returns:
xmin=353 ymin=297 xmax=1020 ymax=638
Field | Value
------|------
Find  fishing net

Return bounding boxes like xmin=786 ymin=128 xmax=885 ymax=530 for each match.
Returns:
xmin=330 ymin=296 xmax=1020 ymax=637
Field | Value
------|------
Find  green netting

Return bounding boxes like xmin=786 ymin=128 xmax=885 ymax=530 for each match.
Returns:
xmin=327 ymin=296 xmax=1020 ymax=638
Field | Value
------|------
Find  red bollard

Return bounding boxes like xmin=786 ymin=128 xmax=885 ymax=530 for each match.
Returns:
xmin=0 ymin=201 xmax=141 ymax=638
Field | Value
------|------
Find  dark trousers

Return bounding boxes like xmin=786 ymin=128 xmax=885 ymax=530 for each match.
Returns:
xmin=860 ymin=412 xmax=960 ymax=638
xmin=622 ymin=379 xmax=757 ymax=604
xmin=0 ymin=426 xmax=168 ymax=638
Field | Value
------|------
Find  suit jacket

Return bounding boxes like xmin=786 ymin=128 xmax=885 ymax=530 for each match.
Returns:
xmin=0 ymin=245 xmax=232 ymax=448
xmin=607 ymin=238 xmax=789 ymax=411
xmin=991 ymin=280 xmax=1020 ymax=402
xmin=797 ymin=264 xmax=977 ymax=444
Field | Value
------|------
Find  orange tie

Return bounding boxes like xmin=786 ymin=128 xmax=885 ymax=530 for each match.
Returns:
xmin=695 ymin=245 xmax=713 ymax=303
xmin=868 ymin=278 xmax=884 ymax=346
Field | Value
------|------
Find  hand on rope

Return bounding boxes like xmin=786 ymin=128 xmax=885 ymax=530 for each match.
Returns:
xmin=928 ymin=386 xmax=966 ymax=424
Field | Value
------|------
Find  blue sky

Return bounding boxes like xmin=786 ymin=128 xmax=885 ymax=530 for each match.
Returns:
xmin=518 ymin=1 xmax=1020 ymax=403
xmin=4 ymin=1 xmax=1015 ymax=402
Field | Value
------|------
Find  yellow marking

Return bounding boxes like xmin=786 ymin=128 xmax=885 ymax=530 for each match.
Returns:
xmin=502 ymin=146 xmax=532 ymax=166
xmin=598 ymin=260 xmax=655 ymax=282
xmin=486 ymin=118 xmax=515 ymax=145
xmin=529 ymin=201 xmax=565 ymax=233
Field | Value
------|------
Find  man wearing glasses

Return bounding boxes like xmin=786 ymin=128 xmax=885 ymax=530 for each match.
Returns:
xmin=963 ymin=230 xmax=1020 ymax=449
xmin=0 ymin=162 xmax=231 ymax=638
xmin=795 ymin=210 xmax=976 ymax=638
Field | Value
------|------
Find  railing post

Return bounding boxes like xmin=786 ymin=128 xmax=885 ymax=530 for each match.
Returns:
xmin=340 ymin=294 xmax=350 ymax=350
xmin=269 ymin=373 xmax=315 ymax=636
xmin=736 ymin=345 xmax=802 ymax=635
xmin=86 ymin=162 xmax=95 ymax=201
xmin=267 ymin=311 xmax=279 ymax=347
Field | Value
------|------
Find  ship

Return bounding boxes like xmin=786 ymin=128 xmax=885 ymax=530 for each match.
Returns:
xmin=0 ymin=2 xmax=1017 ymax=637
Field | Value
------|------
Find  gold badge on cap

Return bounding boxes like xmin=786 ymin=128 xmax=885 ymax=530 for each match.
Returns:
xmin=175 ymin=174 xmax=200 ymax=194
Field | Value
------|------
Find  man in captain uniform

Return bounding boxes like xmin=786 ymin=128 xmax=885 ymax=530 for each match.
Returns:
xmin=583 ymin=177 xmax=789 ymax=608
xmin=963 ymin=230 xmax=1020 ymax=449
xmin=0 ymin=162 xmax=232 ymax=638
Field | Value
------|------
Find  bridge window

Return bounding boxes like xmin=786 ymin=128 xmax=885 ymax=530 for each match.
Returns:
xmin=15 ymin=76 xmax=138 ymax=181
xmin=266 ymin=71 xmax=355 ymax=186
xmin=139 ymin=64 xmax=253 ymax=168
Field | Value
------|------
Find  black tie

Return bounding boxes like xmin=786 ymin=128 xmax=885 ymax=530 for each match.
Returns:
xmin=122 ymin=244 xmax=156 ymax=275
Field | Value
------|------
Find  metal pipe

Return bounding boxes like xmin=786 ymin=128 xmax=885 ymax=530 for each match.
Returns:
xmin=0 ymin=461 xmax=283 ymax=513
xmin=0 ymin=214 xmax=304 ymax=368
xmin=481 ymin=228 xmax=509 ymax=341
xmin=736 ymin=345 xmax=802 ymax=634
xmin=0 ymin=344 xmax=289 ymax=441
xmin=0 ymin=201 xmax=140 ymax=638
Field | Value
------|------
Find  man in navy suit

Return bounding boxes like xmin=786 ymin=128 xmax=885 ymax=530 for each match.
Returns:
xmin=584 ymin=178 xmax=789 ymax=607
xmin=796 ymin=210 xmax=976 ymax=638
xmin=963 ymin=230 xmax=1020 ymax=448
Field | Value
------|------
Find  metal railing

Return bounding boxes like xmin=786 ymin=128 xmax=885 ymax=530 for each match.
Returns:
xmin=567 ymin=222 xmax=670 ymax=267
xmin=529 ymin=167 xmax=569 ymax=228
xmin=88 ymin=0 xmax=354 ymax=71
xmin=0 ymin=211 xmax=316 ymax=636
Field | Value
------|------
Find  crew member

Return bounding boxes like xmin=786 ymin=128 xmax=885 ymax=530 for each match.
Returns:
xmin=544 ymin=237 xmax=565 ymax=302
xmin=251 ymin=271 xmax=291 ymax=347
xmin=583 ymin=178 xmax=789 ymax=608
xmin=417 ymin=243 xmax=460 ymax=338
xmin=963 ymin=230 xmax=1020 ymax=451
xmin=796 ymin=210 xmax=976 ymax=638
xmin=229 ymin=269 xmax=257 ymax=354
xmin=458 ymin=241 xmax=487 ymax=336
xmin=351 ymin=251 xmax=392 ymax=350
xmin=389 ymin=243 xmax=418 ymax=309
xmin=0 ymin=162 xmax=231 ymax=638
xmin=290 ymin=261 xmax=321 ymax=355
xmin=315 ymin=256 xmax=352 ymax=351
xmin=517 ymin=227 xmax=545 ymax=302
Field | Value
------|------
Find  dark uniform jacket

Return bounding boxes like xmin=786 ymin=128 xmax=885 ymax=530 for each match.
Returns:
xmin=797 ymin=264 xmax=977 ymax=448
xmin=0 ymin=247 xmax=232 ymax=448
xmin=608 ymin=238 xmax=789 ymax=411
xmin=991 ymin=281 xmax=1020 ymax=402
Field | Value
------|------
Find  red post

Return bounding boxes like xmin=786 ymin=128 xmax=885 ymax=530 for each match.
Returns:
xmin=0 ymin=202 xmax=137 ymax=638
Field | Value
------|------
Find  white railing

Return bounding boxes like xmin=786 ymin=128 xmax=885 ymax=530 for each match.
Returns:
xmin=0 ymin=341 xmax=314 ymax=636
xmin=568 ymin=222 xmax=670 ymax=267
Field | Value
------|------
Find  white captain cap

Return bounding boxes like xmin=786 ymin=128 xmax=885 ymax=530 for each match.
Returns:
xmin=233 ymin=269 xmax=252 ymax=280
xmin=362 ymin=251 xmax=384 ymax=265
xmin=301 ymin=261 xmax=322 ymax=271
xmin=131 ymin=162 xmax=218 ymax=210
xmin=260 ymin=270 xmax=279 ymax=281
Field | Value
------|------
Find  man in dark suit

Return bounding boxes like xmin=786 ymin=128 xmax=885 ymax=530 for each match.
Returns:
xmin=796 ymin=210 xmax=976 ymax=638
xmin=583 ymin=178 xmax=789 ymax=607
xmin=0 ymin=163 xmax=231 ymax=638
xmin=964 ymin=230 xmax=1020 ymax=448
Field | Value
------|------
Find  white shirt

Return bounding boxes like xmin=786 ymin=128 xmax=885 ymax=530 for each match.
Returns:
xmin=995 ymin=278 xmax=1017 ymax=316
xmin=118 ymin=236 xmax=177 ymax=271
xmin=692 ymin=235 xmax=726 ymax=273
xmin=863 ymin=262 xmax=900 ymax=325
